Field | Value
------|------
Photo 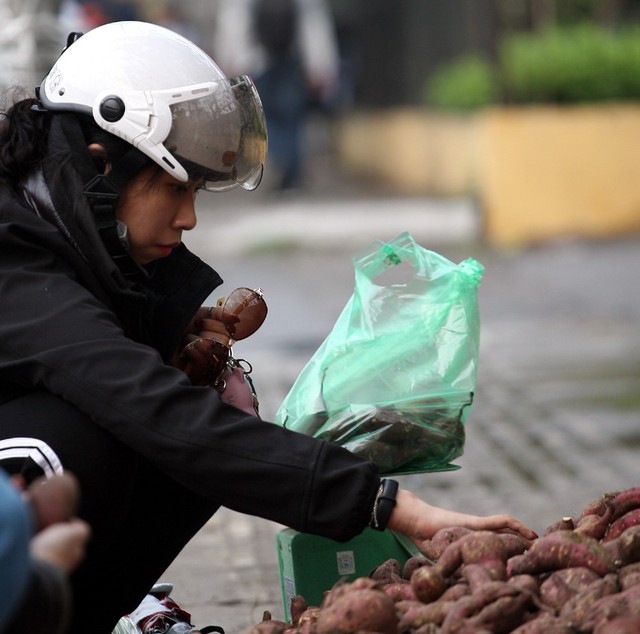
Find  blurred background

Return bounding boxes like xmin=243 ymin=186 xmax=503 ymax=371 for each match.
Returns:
xmin=2 ymin=2 xmax=640 ymax=629
xmin=3 ymin=0 xmax=640 ymax=245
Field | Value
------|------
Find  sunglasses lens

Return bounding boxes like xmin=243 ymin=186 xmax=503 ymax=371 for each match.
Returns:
xmin=220 ymin=287 xmax=267 ymax=340
xmin=177 ymin=338 xmax=229 ymax=387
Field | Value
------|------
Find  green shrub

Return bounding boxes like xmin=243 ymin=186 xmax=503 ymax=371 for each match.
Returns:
xmin=502 ymin=23 xmax=640 ymax=103
xmin=425 ymin=23 xmax=640 ymax=109
xmin=425 ymin=55 xmax=499 ymax=111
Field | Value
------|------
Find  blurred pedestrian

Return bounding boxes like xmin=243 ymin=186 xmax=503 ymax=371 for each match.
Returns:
xmin=213 ymin=0 xmax=341 ymax=192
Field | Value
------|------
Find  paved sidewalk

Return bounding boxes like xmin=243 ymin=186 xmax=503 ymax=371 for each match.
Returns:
xmin=157 ymin=176 xmax=640 ymax=633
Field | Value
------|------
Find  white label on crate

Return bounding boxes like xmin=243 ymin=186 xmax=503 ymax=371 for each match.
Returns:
xmin=336 ymin=550 xmax=356 ymax=576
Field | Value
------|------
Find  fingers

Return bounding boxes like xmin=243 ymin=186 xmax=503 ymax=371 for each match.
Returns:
xmin=24 ymin=473 xmax=80 ymax=531
xmin=30 ymin=518 xmax=91 ymax=574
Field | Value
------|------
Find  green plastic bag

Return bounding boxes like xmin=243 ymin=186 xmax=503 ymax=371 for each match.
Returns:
xmin=274 ymin=232 xmax=484 ymax=475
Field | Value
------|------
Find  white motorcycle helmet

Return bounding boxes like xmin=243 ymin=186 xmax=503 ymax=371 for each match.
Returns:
xmin=38 ymin=21 xmax=267 ymax=191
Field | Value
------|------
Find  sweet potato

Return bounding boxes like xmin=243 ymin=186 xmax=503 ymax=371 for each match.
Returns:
xmin=244 ymin=620 xmax=290 ymax=634
xmin=507 ymin=574 xmax=540 ymax=595
xmin=507 ymin=531 xmax=616 ymax=577
xmin=574 ymin=501 xmax=614 ymax=540
xmin=603 ymin=525 xmax=640 ymax=568
xmin=370 ymin=558 xmax=402 ymax=584
xmin=542 ymin=517 xmax=575 ymax=536
xmin=462 ymin=561 xmax=507 ymax=592
xmin=464 ymin=591 xmax=532 ymax=634
xmin=434 ymin=530 xmax=508 ymax=579
xmin=410 ymin=565 xmax=447 ymax=603
xmin=402 ymin=556 xmax=431 ymax=580
xmin=498 ymin=532 xmax=532 ymax=558
xmin=558 ymin=573 xmax=619 ymax=628
xmin=440 ymin=582 xmax=471 ymax=602
xmin=594 ymin=615 xmax=640 ymax=634
xmin=439 ymin=582 xmax=524 ymax=633
xmin=321 ymin=577 xmax=378 ymax=608
xmin=583 ymin=582 xmax=640 ymax=632
xmin=421 ymin=526 xmax=472 ymax=561
xmin=396 ymin=600 xmax=452 ymax=631
xmin=383 ymin=580 xmax=416 ymax=602
xmin=510 ymin=612 xmax=575 ymax=633
xmin=618 ymin=562 xmax=640 ymax=590
xmin=539 ymin=567 xmax=600 ymax=611
xmin=580 ymin=492 xmax=620 ymax=519
xmin=604 ymin=508 xmax=640 ymax=543
xmin=296 ymin=606 xmax=320 ymax=630
xmin=290 ymin=596 xmax=309 ymax=627
xmin=314 ymin=588 xmax=397 ymax=634
xmin=460 ymin=531 xmax=508 ymax=565
xmin=610 ymin=487 xmax=640 ymax=522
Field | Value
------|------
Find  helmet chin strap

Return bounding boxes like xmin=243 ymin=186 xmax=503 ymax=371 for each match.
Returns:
xmin=83 ymin=145 xmax=151 ymax=281
xmin=58 ymin=114 xmax=149 ymax=282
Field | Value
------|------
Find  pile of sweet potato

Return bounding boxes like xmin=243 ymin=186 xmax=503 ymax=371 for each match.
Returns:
xmin=244 ymin=485 xmax=640 ymax=634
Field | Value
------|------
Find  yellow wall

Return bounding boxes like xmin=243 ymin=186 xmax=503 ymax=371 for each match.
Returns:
xmin=336 ymin=105 xmax=640 ymax=247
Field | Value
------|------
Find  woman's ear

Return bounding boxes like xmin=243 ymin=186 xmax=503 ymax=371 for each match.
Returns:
xmin=87 ymin=143 xmax=111 ymax=175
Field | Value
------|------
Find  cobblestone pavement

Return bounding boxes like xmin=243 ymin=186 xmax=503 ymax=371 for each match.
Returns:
xmin=156 ymin=181 xmax=640 ymax=633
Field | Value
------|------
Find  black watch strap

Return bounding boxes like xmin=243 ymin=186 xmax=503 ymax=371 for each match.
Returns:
xmin=369 ymin=478 xmax=399 ymax=531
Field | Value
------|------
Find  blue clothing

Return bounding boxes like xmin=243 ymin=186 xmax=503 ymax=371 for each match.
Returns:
xmin=0 ymin=470 xmax=31 ymax=632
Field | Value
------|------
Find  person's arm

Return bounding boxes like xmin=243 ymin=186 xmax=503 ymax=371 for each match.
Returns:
xmin=387 ymin=488 xmax=538 ymax=544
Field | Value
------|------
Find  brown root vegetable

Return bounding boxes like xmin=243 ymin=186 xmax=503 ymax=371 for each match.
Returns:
xmin=314 ymin=588 xmax=397 ymax=634
xmin=321 ymin=577 xmax=378 ymax=608
xmin=434 ymin=530 xmax=508 ymax=579
xmin=296 ymin=606 xmax=321 ymax=631
xmin=438 ymin=582 xmax=523 ymax=633
xmin=402 ymin=556 xmax=431 ymax=580
xmin=594 ymin=615 xmax=640 ymax=634
xmin=559 ymin=573 xmax=619 ymax=628
xmin=618 ymin=562 xmax=640 ymax=590
xmin=440 ymin=582 xmax=471 ymax=602
xmin=383 ymin=581 xmax=416 ymax=602
xmin=507 ymin=574 xmax=540 ymax=595
xmin=462 ymin=561 xmax=507 ymax=592
xmin=580 ymin=492 xmax=620 ymax=519
xmin=370 ymin=558 xmax=402 ymax=584
xmin=244 ymin=620 xmax=290 ymax=634
xmin=507 ymin=531 xmax=616 ymax=577
xmin=410 ymin=565 xmax=447 ymax=604
xmin=604 ymin=508 xmax=640 ymax=543
xmin=460 ymin=531 xmax=508 ymax=565
xmin=290 ymin=595 xmax=309 ymax=627
xmin=396 ymin=600 xmax=452 ymax=631
xmin=498 ymin=532 xmax=532 ymax=559
xmin=421 ymin=526 xmax=472 ymax=561
xmin=583 ymin=582 xmax=640 ymax=632
xmin=574 ymin=501 xmax=614 ymax=540
xmin=611 ymin=487 xmax=640 ymax=522
xmin=603 ymin=525 xmax=640 ymax=568
xmin=539 ymin=567 xmax=600 ymax=611
xmin=542 ymin=517 xmax=575 ymax=536
xmin=510 ymin=612 xmax=575 ymax=633
xmin=465 ymin=591 xmax=532 ymax=634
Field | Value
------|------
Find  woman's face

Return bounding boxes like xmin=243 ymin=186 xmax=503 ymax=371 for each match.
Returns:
xmin=116 ymin=167 xmax=200 ymax=265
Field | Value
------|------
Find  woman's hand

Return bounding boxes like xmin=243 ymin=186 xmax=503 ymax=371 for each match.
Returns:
xmin=185 ymin=305 xmax=231 ymax=345
xmin=387 ymin=489 xmax=538 ymax=552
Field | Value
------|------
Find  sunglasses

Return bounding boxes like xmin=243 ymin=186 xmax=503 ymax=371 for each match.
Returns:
xmin=177 ymin=288 xmax=267 ymax=390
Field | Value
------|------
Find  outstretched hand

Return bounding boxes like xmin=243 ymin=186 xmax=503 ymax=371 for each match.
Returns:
xmin=387 ymin=489 xmax=537 ymax=552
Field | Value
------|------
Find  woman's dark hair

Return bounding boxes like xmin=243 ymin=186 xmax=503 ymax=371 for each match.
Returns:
xmin=0 ymin=97 xmax=51 ymax=184
xmin=0 ymin=95 xmax=153 ymax=186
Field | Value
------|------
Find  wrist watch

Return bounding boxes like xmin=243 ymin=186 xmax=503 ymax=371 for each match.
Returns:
xmin=369 ymin=478 xmax=399 ymax=531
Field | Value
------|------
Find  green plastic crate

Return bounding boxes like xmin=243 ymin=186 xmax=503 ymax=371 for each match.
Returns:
xmin=276 ymin=527 xmax=420 ymax=621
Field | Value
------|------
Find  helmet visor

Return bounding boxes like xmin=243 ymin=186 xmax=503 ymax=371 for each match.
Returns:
xmin=163 ymin=75 xmax=267 ymax=191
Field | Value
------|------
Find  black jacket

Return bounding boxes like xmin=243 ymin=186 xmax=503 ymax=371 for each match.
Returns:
xmin=0 ymin=115 xmax=378 ymax=541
